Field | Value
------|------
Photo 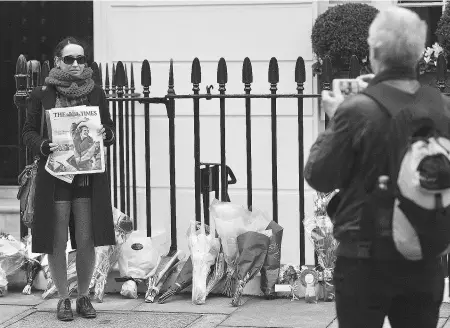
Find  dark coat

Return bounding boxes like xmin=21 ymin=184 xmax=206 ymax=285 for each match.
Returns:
xmin=304 ymin=68 xmax=450 ymax=258
xmin=22 ymin=84 xmax=116 ymax=254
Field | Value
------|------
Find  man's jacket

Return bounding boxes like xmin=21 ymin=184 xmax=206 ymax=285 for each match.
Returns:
xmin=304 ymin=68 xmax=450 ymax=258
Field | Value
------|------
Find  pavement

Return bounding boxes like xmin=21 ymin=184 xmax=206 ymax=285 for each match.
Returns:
xmin=1 ymin=289 xmax=450 ymax=328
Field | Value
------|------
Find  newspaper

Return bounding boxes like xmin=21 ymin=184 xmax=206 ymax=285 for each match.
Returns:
xmin=45 ymin=106 xmax=105 ymax=183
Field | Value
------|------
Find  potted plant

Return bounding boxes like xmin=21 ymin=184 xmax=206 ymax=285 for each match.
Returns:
xmin=311 ymin=3 xmax=379 ymax=78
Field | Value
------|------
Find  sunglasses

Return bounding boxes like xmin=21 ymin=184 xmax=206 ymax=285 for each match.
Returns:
xmin=61 ymin=55 xmax=86 ymax=65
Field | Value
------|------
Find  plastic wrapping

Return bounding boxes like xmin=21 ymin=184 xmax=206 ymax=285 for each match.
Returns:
xmin=303 ymin=193 xmax=338 ymax=302
xmin=260 ymin=221 xmax=283 ymax=298
xmin=145 ymin=250 xmax=184 ymax=303
xmin=121 ymin=280 xmax=138 ymax=299
xmin=21 ymin=235 xmax=44 ymax=295
xmin=158 ymin=257 xmax=193 ymax=304
xmin=0 ymin=233 xmax=26 ymax=297
xmin=231 ymin=231 xmax=270 ymax=307
xmin=205 ymin=251 xmax=226 ymax=297
xmin=188 ymin=220 xmax=220 ymax=305
xmin=118 ymin=230 xmax=160 ymax=280
xmin=90 ymin=207 xmax=134 ymax=302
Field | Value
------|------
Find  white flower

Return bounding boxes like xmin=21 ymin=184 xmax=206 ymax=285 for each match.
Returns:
xmin=432 ymin=42 xmax=443 ymax=57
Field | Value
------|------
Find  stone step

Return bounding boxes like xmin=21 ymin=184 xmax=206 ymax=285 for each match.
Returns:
xmin=0 ymin=197 xmax=20 ymax=241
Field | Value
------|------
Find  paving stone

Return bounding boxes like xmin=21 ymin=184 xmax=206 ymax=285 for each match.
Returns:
xmin=36 ymin=293 xmax=141 ymax=312
xmin=187 ymin=314 xmax=228 ymax=328
xmin=220 ymin=298 xmax=336 ymax=328
xmin=328 ymin=316 xmax=448 ymax=328
xmin=441 ymin=303 xmax=450 ymax=317
xmin=134 ymin=294 xmax=249 ymax=314
xmin=0 ymin=305 xmax=33 ymax=325
xmin=7 ymin=311 xmax=200 ymax=328
xmin=0 ymin=291 xmax=45 ymax=306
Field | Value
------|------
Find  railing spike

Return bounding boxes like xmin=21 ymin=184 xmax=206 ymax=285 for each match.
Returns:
xmin=168 ymin=59 xmax=175 ymax=95
xmin=99 ymin=63 xmax=103 ymax=87
xmin=130 ymin=63 xmax=135 ymax=89
xmin=16 ymin=55 xmax=27 ymax=75
xmin=41 ymin=60 xmax=50 ymax=85
xmin=15 ymin=55 xmax=28 ymax=92
xmin=141 ymin=60 xmax=151 ymax=87
xmin=242 ymin=57 xmax=253 ymax=84
xmin=217 ymin=57 xmax=228 ymax=84
xmin=268 ymin=57 xmax=279 ymax=84
xmin=295 ymin=57 xmax=306 ymax=83
xmin=191 ymin=58 xmax=201 ymax=85
xmin=91 ymin=62 xmax=101 ymax=86
xmin=105 ymin=63 xmax=110 ymax=93
xmin=112 ymin=63 xmax=116 ymax=87
xmin=437 ymin=53 xmax=447 ymax=92
xmin=322 ymin=56 xmax=333 ymax=87
xmin=124 ymin=63 xmax=129 ymax=88
xmin=115 ymin=61 xmax=125 ymax=87
xmin=349 ymin=55 xmax=360 ymax=78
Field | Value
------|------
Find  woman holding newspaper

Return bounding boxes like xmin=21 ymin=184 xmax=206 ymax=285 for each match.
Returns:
xmin=22 ymin=37 xmax=115 ymax=321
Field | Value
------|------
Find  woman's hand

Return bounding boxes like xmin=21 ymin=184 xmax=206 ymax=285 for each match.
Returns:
xmin=49 ymin=143 xmax=59 ymax=152
xmin=97 ymin=125 xmax=106 ymax=140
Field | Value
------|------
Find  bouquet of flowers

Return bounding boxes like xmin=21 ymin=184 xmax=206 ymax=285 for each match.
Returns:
xmin=21 ymin=235 xmax=44 ymax=295
xmin=277 ymin=264 xmax=302 ymax=301
xmin=145 ymin=250 xmax=185 ymax=303
xmin=90 ymin=207 xmax=133 ymax=302
xmin=210 ymin=200 xmax=271 ymax=298
xmin=158 ymin=256 xmax=193 ymax=304
xmin=303 ymin=191 xmax=339 ymax=302
xmin=231 ymin=230 xmax=271 ymax=307
xmin=418 ymin=42 xmax=445 ymax=75
xmin=205 ymin=249 xmax=226 ymax=297
xmin=0 ymin=233 xmax=26 ymax=296
xmin=188 ymin=219 xmax=221 ymax=305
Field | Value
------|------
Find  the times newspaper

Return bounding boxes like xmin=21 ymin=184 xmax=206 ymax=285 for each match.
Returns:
xmin=45 ymin=106 xmax=105 ymax=183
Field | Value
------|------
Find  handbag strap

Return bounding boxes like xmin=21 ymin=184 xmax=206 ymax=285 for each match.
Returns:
xmin=40 ymin=105 xmax=45 ymax=137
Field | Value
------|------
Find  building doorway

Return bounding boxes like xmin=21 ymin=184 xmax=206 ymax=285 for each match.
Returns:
xmin=0 ymin=1 xmax=93 ymax=185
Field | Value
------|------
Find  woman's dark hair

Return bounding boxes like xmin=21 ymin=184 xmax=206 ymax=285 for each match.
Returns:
xmin=53 ymin=36 xmax=85 ymax=58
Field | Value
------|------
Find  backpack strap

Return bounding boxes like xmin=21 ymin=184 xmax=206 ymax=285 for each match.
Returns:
xmin=40 ymin=105 xmax=45 ymax=137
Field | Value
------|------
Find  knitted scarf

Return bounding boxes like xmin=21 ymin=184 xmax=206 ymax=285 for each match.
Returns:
xmin=45 ymin=67 xmax=94 ymax=99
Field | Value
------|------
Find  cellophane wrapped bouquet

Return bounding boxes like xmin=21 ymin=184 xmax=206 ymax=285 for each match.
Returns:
xmin=90 ymin=207 xmax=134 ymax=302
xmin=21 ymin=235 xmax=44 ymax=295
xmin=0 ymin=233 xmax=26 ymax=296
xmin=303 ymin=191 xmax=339 ymax=301
xmin=188 ymin=219 xmax=220 ymax=305
xmin=210 ymin=200 xmax=271 ymax=298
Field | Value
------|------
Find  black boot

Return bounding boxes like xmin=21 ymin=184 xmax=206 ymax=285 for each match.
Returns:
xmin=76 ymin=295 xmax=97 ymax=318
xmin=57 ymin=298 xmax=73 ymax=321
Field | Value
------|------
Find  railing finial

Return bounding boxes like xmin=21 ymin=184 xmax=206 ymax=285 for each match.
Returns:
xmin=191 ymin=57 xmax=201 ymax=85
xmin=242 ymin=57 xmax=253 ymax=84
xmin=217 ymin=57 xmax=228 ymax=85
xmin=167 ymin=59 xmax=175 ymax=95
xmin=268 ymin=57 xmax=279 ymax=84
xmin=295 ymin=56 xmax=306 ymax=84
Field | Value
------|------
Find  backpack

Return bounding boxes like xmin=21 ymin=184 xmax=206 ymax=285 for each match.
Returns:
xmin=361 ymin=83 xmax=450 ymax=261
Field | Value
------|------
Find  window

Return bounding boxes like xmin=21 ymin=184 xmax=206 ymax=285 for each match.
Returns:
xmin=397 ymin=0 xmax=445 ymax=47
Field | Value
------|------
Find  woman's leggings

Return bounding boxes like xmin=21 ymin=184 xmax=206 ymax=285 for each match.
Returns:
xmin=47 ymin=198 xmax=95 ymax=299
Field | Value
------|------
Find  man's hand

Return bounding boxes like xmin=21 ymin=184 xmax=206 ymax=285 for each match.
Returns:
xmin=356 ymin=74 xmax=375 ymax=90
xmin=321 ymin=90 xmax=344 ymax=119
xmin=97 ymin=125 xmax=106 ymax=140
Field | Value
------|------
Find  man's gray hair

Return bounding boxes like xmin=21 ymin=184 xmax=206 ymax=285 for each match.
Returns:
xmin=368 ymin=6 xmax=427 ymax=69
